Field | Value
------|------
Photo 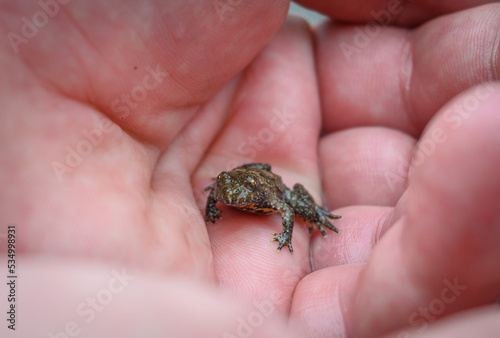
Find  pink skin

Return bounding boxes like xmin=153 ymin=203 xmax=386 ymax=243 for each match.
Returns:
xmin=0 ymin=1 xmax=499 ymax=337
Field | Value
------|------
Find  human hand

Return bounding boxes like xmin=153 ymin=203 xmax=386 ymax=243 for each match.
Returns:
xmin=288 ymin=0 xmax=500 ymax=337
xmin=0 ymin=1 xmax=292 ymax=336
xmin=1 ymin=0 xmax=499 ymax=337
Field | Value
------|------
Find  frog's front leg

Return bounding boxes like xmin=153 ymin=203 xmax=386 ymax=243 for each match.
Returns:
xmin=271 ymin=201 xmax=295 ymax=253
xmin=205 ymin=186 xmax=222 ymax=223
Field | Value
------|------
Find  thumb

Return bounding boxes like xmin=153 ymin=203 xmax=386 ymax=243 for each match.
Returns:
xmin=349 ymin=83 xmax=500 ymax=337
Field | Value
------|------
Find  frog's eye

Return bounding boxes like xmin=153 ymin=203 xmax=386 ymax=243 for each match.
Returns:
xmin=216 ymin=174 xmax=222 ymax=181
xmin=247 ymin=177 xmax=259 ymax=191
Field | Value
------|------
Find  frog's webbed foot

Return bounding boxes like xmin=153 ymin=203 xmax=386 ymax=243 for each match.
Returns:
xmin=205 ymin=204 xmax=223 ymax=223
xmin=271 ymin=203 xmax=295 ymax=253
xmin=272 ymin=232 xmax=293 ymax=253
xmin=312 ymin=206 xmax=341 ymax=237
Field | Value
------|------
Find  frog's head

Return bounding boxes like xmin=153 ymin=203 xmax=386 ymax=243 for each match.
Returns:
xmin=213 ymin=169 xmax=265 ymax=206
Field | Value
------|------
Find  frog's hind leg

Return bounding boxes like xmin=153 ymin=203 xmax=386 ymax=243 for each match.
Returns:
xmin=287 ymin=183 xmax=341 ymax=236
xmin=236 ymin=163 xmax=272 ymax=171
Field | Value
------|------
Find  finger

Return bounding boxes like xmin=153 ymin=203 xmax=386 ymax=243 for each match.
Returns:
xmin=193 ymin=17 xmax=322 ymax=309
xmin=319 ymin=127 xmax=415 ymax=208
xmin=1 ymin=1 xmax=289 ymax=143
xmin=384 ymin=306 xmax=500 ymax=337
xmin=9 ymin=257 xmax=303 ymax=338
xmin=310 ymin=205 xmax=393 ymax=268
xmin=349 ymin=84 xmax=500 ymax=337
xmin=289 ymin=264 xmax=362 ymax=337
xmin=290 ymin=268 xmax=500 ymax=338
xmin=296 ymin=0 xmax=496 ymax=26
xmin=315 ymin=4 xmax=500 ymax=135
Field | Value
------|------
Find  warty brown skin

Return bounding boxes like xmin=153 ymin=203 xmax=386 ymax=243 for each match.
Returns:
xmin=205 ymin=163 xmax=341 ymax=253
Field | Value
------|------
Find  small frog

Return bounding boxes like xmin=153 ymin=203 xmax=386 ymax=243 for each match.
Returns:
xmin=204 ymin=163 xmax=341 ymax=253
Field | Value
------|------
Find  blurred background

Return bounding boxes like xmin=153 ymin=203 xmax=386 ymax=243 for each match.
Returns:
xmin=288 ymin=1 xmax=327 ymax=25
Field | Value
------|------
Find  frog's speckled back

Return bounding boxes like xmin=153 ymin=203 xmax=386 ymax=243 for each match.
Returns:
xmin=205 ymin=163 xmax=341 ymax=253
